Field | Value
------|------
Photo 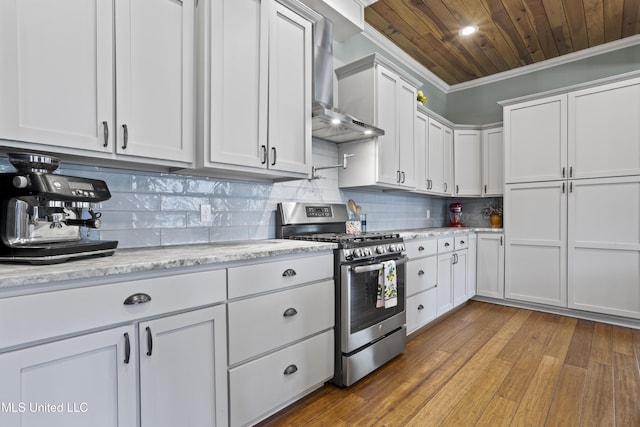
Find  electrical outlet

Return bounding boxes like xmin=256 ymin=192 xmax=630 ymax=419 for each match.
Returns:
xmin=200 ymin=204 xmax=212 ymax=222
xmin=426 ymin=209 xmax=431 ymax=219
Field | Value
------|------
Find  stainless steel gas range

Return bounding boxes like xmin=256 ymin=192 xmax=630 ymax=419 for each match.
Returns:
xmin=276 ymin=202 xmax=407 ymax=387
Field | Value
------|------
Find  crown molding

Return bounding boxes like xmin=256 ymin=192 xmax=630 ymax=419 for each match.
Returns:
xmin=362 ymin=24 xmax=640 ymax=94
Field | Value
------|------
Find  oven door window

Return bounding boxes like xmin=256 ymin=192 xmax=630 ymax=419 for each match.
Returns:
xmin=348 ymin=261 xmax=405 ymax=334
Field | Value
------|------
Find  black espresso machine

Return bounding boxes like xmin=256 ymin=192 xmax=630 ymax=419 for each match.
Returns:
xmin=0 ymin=152 xmax=118 ymax=264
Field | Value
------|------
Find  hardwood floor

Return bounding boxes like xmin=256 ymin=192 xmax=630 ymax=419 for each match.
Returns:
xmin=258 ymin=301 xmax=640 ymax=426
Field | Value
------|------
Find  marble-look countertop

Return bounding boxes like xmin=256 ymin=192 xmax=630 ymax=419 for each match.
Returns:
xmin=398 ymin=227 xmax=503 ymax=240
xmin=0 ymin=240 xmax=337 ymax=291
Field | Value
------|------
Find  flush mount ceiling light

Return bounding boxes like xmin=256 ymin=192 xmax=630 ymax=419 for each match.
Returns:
xmin=331 ymin=118 xmax=341 ymax=125
xmin=459 ymin=25 xmax=478 ymax=36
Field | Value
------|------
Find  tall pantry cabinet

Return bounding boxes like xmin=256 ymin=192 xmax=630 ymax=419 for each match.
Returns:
xmin=503 ymin=75 xmax=640 ymax=318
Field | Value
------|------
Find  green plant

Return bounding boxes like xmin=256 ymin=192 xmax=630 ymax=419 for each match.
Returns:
xmin=480 ymin=201 xmax=503 ymax=217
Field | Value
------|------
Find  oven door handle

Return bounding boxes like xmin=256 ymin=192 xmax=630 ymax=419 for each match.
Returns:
xmin=351 ymin=257 xmax=408 ymax=274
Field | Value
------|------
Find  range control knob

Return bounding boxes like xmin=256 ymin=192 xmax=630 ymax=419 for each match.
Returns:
xmin=389 ymin=244 xmax=398 ymax=252
xmin=12 ymin=175 xmax=29 ymax=189
xmin=353 ymin=248 xmax=362 ymax=258
xmin=376 ymin=245 xmax=386 ymax=254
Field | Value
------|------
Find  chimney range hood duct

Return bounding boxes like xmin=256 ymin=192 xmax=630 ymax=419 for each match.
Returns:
xmin=312 ymin=18 xmax=384 ymax=143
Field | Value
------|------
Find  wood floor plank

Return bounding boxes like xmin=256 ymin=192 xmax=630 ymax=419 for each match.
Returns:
xmin=612 ymin=324 xmax=635 ymax=356
xmin=475 ymin=395 xmax=519 ymax=427
xmin=613 ymin=352 xmax=640 ymax=426
xmin=509 ymin=355 xmax=564 ymax=426
xmin=544 ymin=364 xmax=587 ymax=426
xmin=582 ymin=361 xmax=614 ymax=427
xmin=590 ymin=322 xmax=613 ymax=366
xmin=544 ymin=314 xmax=578 ymax=360
xmin=564 ymin=319 xmax=595 ymax=368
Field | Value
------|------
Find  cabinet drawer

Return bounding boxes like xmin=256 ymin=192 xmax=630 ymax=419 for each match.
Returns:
xmin=228 ymin=253 xmax=333 ymax=299
xmin=455 ymin=235 xmax=469 ymax=250
xmin=407 ymin=288 xmax=437 ymax=334
xmin=438 ymin=237 xmax=454 ymax=253
xmin=405 ymin=238 xmax=437 ymax=259
xmin=229 ymin=330 xmax=333 ymax=427
xmin=406 ymin=256 xmax=437 ymax=296
xmin=228 ymin=280 xmax=334 ymax=364
xmin=0 ymin=269 xmax=226 ymax=350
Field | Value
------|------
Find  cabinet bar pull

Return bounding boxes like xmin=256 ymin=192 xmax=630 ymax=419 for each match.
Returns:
xmin=456 ymin=185 xmax=459 ymax=194
xmin=570 ymin=182 xmax=573 ymax=192
xmin=124 ymin=333 xmax=131 ymax=364
xmin=282 ymin=268 xmax=296 ymax=277
xmin=401 ymin=171 xmax=406 ymax=183
xmin=418 ymin=270 xmax=425 ymax=276
xmin=417 ymin=304 xmax=424 ymax=310
xmin=123 ymin=293 xmax=152 ymax=305
xmin=562 ymin=182 xmax=566 ymax=193
xmin=569 ymin=166 xmax=573 ymax=177
xmin=122 ymin=124 xmax=128 ymax=149
xmin=500 ymin=236 xmax=503 ymax=246
xmin=261 ymin=145 xmax=267 ymax=164
xmin=444 ymin=183 xmax=448 ymax=192
xmin=146 ymin=327 xmax=153 ymax=356
xmin=102 ymin=121 xmax=109 ymax=147
xmin=271 ymin=147 xmax=277 ymax=166
xmin=283 ymin=307 xmax=298 ymax=317
xmin=562 ymin=167 xmax=566 ymax=178
xmin=283 ymin=364 xmax=298 ymax=375
xmin=484 ymin=184 xmax=487 ymax=194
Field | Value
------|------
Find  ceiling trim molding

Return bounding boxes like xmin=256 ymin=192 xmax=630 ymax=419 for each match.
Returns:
xmin=362 ymin=23 xmax=640 ymax=94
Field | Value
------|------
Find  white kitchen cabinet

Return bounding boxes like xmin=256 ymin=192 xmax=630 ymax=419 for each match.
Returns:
xmin=0 ymin=326 xmax=137 ymax=427
xmin=467 ymin=233 xmax=477 ymax=299
xmin=504 ymin=181 xmax=567 ymax=307
xmin=405 ymin=238 xmax=438 ymax=334
xmin=503 ymin=94 xmax=567 ymax=184
xmin=336 ymin=54 xmax=420 ymax=190
xmin=437 ymin=235 xmax=469 ymax=315
xmin=453 ymin=129 xmax=482 ymax=196
xmin=476 ymin=233 xmax=505 ymax=299
xmin=414 ymin=110 xmax=453 ymax=195
xmin=0 ymin=0 xmax=194 ymax=167
xmin=226 ymin=253 xmax=334 ymax=426
xmin=196 ymin=0 xmax=315 ymax=180
xmin=482 ymin=127 xmax=504 ymax=196
xmin=0 ymin=268 xmax=228 ymax=427
xmin=567 ymin=176 xmax=640 ymax=319
xmin=139 ymin=306 xmax=228 ymax=427
xmin=568 ymin=77 xmax=640 ymax=179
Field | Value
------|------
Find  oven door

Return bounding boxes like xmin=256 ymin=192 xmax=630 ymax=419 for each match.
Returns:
xmin=340 ymin=255 xmax=407 ymax=353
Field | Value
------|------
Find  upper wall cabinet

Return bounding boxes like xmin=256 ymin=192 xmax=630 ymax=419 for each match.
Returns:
xmin=336 ymin=54 xmax=420 ymax=190
xmin=415 ymin=110 xmax=453 ymax=196
xmin=0 ymin=0 xmax=195 ymax=167
xmin=482 ymin=127 xmax=504 ymax=196
xmin=453 ymin=129 xmax=482 ymax=196
xmin=194 ymin=0 xmax=316 ymax=181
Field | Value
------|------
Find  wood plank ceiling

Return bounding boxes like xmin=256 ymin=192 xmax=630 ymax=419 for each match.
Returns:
xmin=365 ymin=0 xmax=640 ymax=85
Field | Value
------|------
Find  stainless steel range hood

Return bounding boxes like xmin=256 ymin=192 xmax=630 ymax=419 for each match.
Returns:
xmin=312 ymin=18 xmax=384 ymax=143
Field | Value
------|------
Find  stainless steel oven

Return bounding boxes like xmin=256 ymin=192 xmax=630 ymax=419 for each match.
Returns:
xmin=276 ymin=202 xmax=407 ymax=387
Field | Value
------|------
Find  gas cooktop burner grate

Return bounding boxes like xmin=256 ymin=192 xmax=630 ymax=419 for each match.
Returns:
xmin=290 ymin=232 xmax=400 ymax=244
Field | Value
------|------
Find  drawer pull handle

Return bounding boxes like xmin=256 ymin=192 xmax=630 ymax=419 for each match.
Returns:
xmin=146 ymin=327 xmax=153 ymax=356
xmin=418 ymin=304 xmax=424 ymax=310
xmin=124 ymin=293 xmax=152 ymax=305
xmin=103 ymin=121 xmax=109 ymax=147
xmin=418 ymin=270 xmax=425 ymax=276
xmin=418 ymin=246 xmax=425 ymax=251
xmin=444 ymin=242 xmax=450 ymax=247
xmin=283 ymin=364 xmax=298 ymax=375
xmin=124 ymin=333 xmax=131 ymax=364
xmin=122 ymin=124 xmax=128 ymax=149
xmin=460 ymin=240 xmax=465 ymax=244
xmin=282 ymin=268 xmax=297 ymax=277
xmin=283 ymin=307 xmax=298 ymax=317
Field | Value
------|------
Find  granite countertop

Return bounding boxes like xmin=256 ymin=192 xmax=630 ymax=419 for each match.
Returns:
xmin=0 ymin=240 xmax=337 ymax=290
xmin=398 ymin=226 xmax=503 ymax=240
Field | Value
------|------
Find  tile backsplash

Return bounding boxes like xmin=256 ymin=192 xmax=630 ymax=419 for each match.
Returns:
xmin=0 ymin=141 xmax=499 ymax=248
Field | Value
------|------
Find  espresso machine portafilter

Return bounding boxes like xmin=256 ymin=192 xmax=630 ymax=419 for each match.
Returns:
xmin=0 ymin=152 xmax=118 ymax=264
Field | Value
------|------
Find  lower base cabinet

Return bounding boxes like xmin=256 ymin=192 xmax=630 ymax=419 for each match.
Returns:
xmin=406 ymin=287 xmax=437 ymax=334
xmin=476 ymin=233 xmax=505 ymax=299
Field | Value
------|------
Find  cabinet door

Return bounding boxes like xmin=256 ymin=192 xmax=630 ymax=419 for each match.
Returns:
xmin=428 ymin=118 xmax=445 ymax=193
xmin=482 ymin=127 xmax=504 ymax=196
xmin=375 ymin=65 xmax=400 ymax=185
xmin=115 ymin=0 xmax=194 ymax=163
xmin=397 ymin=79 xmax=416 ymax=188
xmin=467 ymin=234 xmax=477 ymax=299
xmin=139 ymin=305 xmax=227 ymax=427
xmin=476 ymin=233 xmax=505 ymax=299
xmin=208 ymin=0 xmax=267 ymax=169
xmin=452 ymin=250 xmax=468 ymax=307
xmin=437 ymin=254 xmax=453 ymax=315
xmin=568 ymin=176 xmax=640 ymax=318
xmin=443 ymin=125 xmax=454 ymax=195
xmin=454 ymin=129 xmax=482 ymax=196
xmin=267 ymin=1 xmax=312 ymax=174
xmin=504 ymin=95 xmax=567 ymax=183
xmin=505 ymin=181 xmax=567 ymax=307
xmin=406 ymin=256 xmax=437 ymax=296
xmin=0 ymin=0 xmax=114 ymax=152
xmin=0 ymin=326 xmax=137 ymax=427
xmin=406 ymin=287 xmax=437 ymax=335
xmin=569 ymin=77 xmax=640 ymax=179
xmin=414 ymin=112 xmax=429 ymax=192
